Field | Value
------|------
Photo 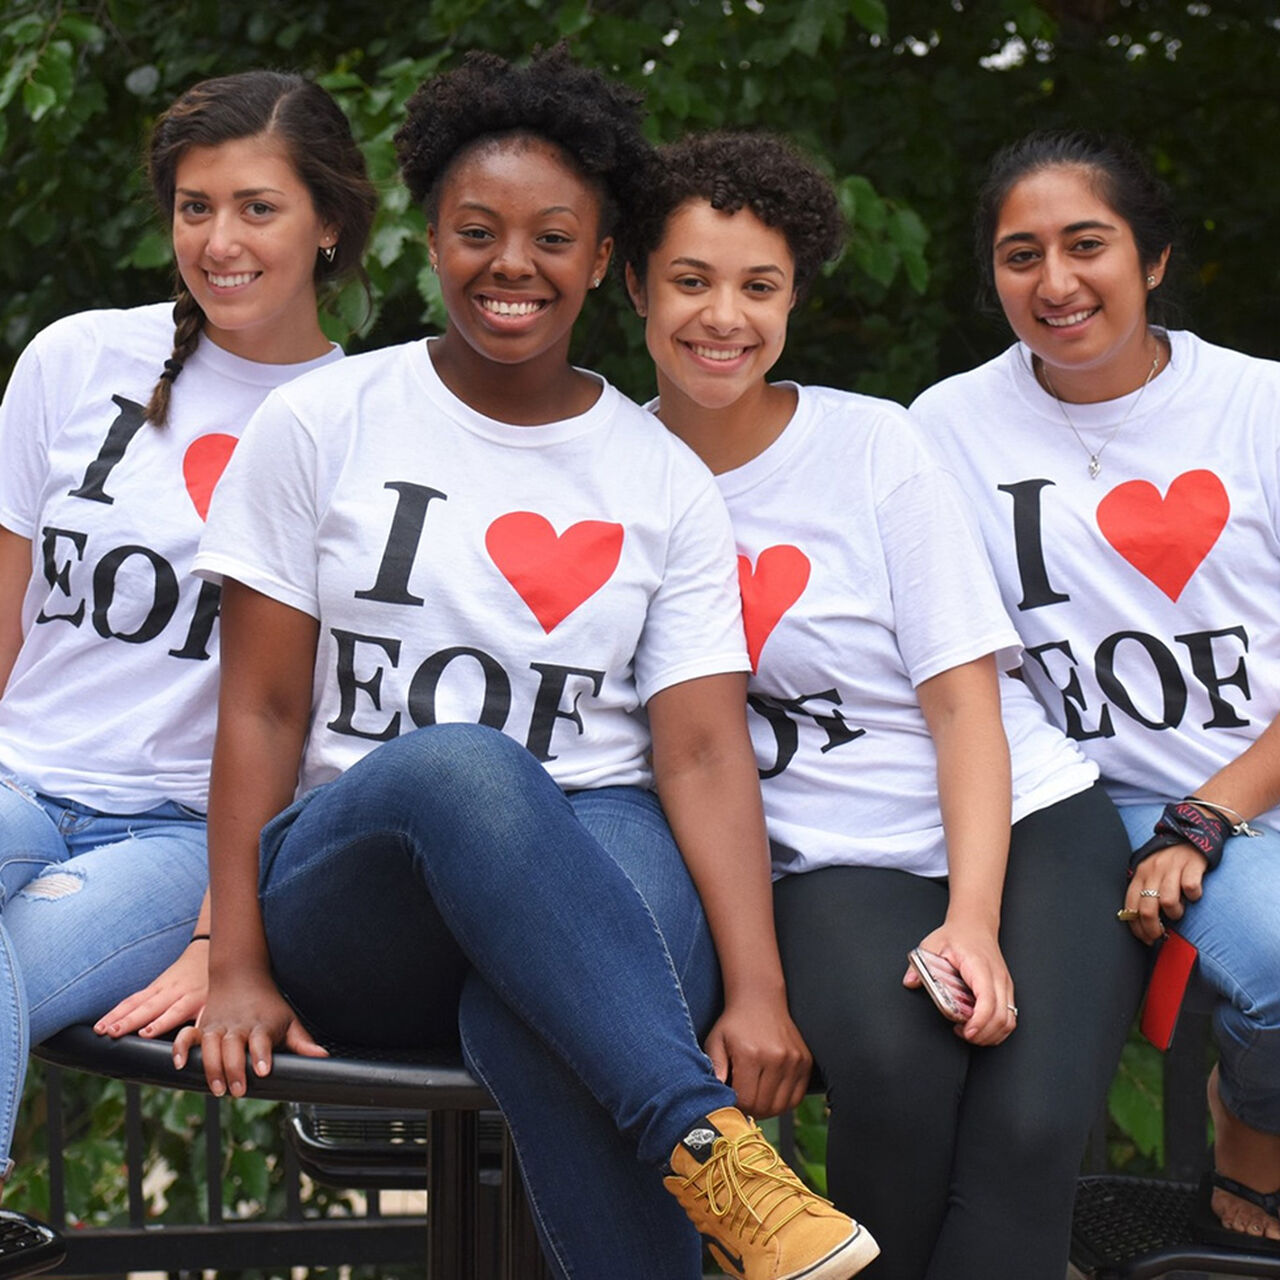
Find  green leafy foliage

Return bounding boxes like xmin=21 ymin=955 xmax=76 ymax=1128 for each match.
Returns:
xmin=6 ymin=2 xmax=1276 ymax=402
xmin=8 ymin=1063 xmax=389 ymax=1280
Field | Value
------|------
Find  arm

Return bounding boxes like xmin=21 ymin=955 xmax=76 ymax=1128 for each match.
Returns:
xmin=0 ymin=525 xmax=32 ymax=696
xmin=171 ymin=580 xmax=324 ymax=1095
xmin=648 ymin=672 xmax=810 ymax=1118
xmin=1124 ymin=714 xmax=1280 ymax=942
xmin=911 ymin=654 xmax=1017 ymax=1046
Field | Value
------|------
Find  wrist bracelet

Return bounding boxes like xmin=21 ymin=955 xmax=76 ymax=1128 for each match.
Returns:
xmin=188 ymin=933 xmax=211 ymax=944
xmin=1127 ymin=801 xmax=1228 ymax=876
xmin=1184 ymin=796 xmax=1263 ymax=838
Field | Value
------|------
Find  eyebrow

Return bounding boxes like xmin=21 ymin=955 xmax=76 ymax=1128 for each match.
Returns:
xmin=669 ymin=255 xmax=786 ymax=277
xmin=176 ymin=186 xmax=286 ymax=200
xmin=454 ymin=201 xmax=580 ymax=219
xmin=994 ymin=219 xmax=1118 ymax=251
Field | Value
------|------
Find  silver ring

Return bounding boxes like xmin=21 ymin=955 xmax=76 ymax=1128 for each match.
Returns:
xmin=1139 ymin=888 xmax=1160 ymax=898
xmin=1007 ymin=1004 xmax=1019 ymax=1017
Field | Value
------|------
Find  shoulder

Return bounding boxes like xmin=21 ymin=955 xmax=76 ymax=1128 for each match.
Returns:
xmin=798 ymin=383 xmax=940 ymax=471
xmin=604 ymin=384 xmax=719 ymax=475
xmin=910 ymin=344 xmax=1020 ymax=420
xmin=1171 ymin=330 xmax=1280 ymax=386
xmin=273 ymin=341 xmax=415 ymax=409
xmin=23 ymin=302 xmax=173 ymax=368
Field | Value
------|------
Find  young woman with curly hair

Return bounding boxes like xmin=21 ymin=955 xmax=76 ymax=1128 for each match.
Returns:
xmin=0 ymin=68 xmax=374 ymax=1197
xmin=624 ymin=130 xmax=1144 ymax=1280
xmin=178 ymin=51 xmax=877 ymax=1280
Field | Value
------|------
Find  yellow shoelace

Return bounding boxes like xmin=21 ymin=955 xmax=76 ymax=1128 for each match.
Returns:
xmin=685 ymin=1128 xmax=830 ymax=1244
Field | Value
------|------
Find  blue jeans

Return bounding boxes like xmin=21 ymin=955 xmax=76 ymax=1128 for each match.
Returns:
xmin=1119 ymin=804 xmax=1280 ymax=1134
xmin=0 ymin=774 xmax=209 ymax=1169
xmin=257 ymin=724 xmax=733 ymax=1279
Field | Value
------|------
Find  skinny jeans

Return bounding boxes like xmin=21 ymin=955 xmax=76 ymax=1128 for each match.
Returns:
xmin=774 ymin=784 xmax=1146 ymax=1280
xmin=258 ymin=723 xmax=733 ymax=1279
xmin=1118 ymin=804 xmax=1280 ymax=1135
xmin=0 ymin=773 xmax=207 ymax=1170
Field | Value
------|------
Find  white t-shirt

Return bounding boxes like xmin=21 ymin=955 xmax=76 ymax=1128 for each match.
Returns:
xmin=913 ymin=331 xmax=1280 ymax=828
xmin=0 ymin=303 xmax=341 ymax=811
xmin=708 ymin=383 xmax=1042 ymax=879
xmin=195 ymin=339 xmax=749 ymax=798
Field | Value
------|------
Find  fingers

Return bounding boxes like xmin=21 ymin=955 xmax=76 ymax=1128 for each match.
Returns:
xmin=1125 ymin=843 xmax=1208 ymax=941
xmin=1181 ymin=859 xmax=1206 ymax=903
xmin=194 ymin=1026 xmax=252 ymax=1097
xmin=960 ymin=968 xmax=1017 ymax=1046
xmin=705 ymin=1028 xmax=730 ymax=1086
xmin=197 ymin=1028 xmax=229 ymax=1096
xmin=732 ymin=1048 xmax=810 ymax=1119
xmin=709 ymin=1017 xmax=811 ymax=1119
xmin=283 ymin=1020 xmax=329 ymax=1060
xmin=137 ymin=994 xmax=206 ymax=1039
xmin=172 ymin=1024 xmax=200 ymax=1071
xmin=1124 ymin=878 xmax=1169 ymax=944
xmin=95 ymin=988 xmax=162 ymax=1037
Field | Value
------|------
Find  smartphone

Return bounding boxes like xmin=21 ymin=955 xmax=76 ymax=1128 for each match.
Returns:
xmin=908 ymin=948 xmax=975 ymax=1023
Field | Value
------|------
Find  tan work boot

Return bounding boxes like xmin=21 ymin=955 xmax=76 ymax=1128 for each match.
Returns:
xmin=663 ymin=1107 xmax=879 ymax=1279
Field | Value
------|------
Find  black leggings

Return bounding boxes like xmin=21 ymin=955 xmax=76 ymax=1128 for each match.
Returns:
xmin=774 ymin=784 xmax=1146 ymax=1280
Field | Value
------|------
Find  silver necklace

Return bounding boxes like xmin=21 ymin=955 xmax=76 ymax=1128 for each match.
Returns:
xmin=1038 ymin=346 xmax=1162 ymax=479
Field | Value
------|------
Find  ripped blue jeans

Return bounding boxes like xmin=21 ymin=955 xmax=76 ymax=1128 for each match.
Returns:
xmin=0 ymin=773 xmax=208 ymax=1171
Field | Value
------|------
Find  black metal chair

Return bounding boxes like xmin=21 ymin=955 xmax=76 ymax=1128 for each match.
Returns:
xmin=33 ymin=1024 xmax=550 ymax=1278
xmin=0 ymin=1211 xmax=65 ymax=1280
xmin=1070 ymin=988 xmax=1280 ymax=1279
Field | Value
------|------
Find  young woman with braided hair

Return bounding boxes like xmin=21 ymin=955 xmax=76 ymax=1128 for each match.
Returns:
xmin=0 ymin=68 xmax=374 ymax=1198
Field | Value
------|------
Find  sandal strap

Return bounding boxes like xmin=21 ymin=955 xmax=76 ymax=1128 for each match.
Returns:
xmin=1209 ymin=1169 xmax=1280 ymax=1216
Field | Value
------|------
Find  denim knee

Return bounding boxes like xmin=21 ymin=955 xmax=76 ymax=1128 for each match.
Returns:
xmin=0 ymin=776 xmax=65 ymax=905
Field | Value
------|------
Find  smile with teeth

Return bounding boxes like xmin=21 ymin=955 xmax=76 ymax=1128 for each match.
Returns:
xmin=1042 ymin=307 xmax=1098 ymax=327
xmin=687 ymin=342 xmax=749 ymax=362
xmin=207 ymin=271 xmax=259 ymax=288
xmin=479 ymin=297 xmax=547 ymax=316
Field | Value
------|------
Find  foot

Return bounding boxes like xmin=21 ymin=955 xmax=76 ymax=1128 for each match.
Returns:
xmin=1208 ymin=1064 xmax=1280 ymax=1241
xmin=663 ymin=1107 xmax=879 ymax=1279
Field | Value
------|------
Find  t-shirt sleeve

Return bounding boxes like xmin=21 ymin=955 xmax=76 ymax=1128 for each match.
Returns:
xmin=0 ymin=339 xmax=52 ymax=537
xmin=633 ymin=467 xmax=750 ymax=702
xmin=876 ymin=462 xmax=1022 ymax=686
xmin=193 ymin=389 xmax=322 ymax=617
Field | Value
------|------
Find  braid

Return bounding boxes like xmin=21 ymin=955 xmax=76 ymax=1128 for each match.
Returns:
xmin=143 ymin=286 xmax=206 ymax=427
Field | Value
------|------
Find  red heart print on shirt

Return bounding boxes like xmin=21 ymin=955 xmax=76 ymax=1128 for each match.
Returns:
xmin=486 ymin=512 xmax=625 ymax=634
xmin=738 ymin=545 xmax=811 ymax=673
xmin=1095 ymin=469 xmax=1229 ymax=602
xmin=182 ymin=434 xmax=238 ymax=521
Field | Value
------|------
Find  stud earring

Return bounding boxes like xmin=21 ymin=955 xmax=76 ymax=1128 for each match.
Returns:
xmin=591 ymin=277 xmax=601 ymax=289
xmin=320 ymin=243 xmax=337 ymax=264
xmin=1146 ymin=274 xmax=1156 ymax=288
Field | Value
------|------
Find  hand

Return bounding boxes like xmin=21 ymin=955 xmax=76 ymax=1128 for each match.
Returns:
xmin=94 ymin=940 xmax=210 ymax=1039
xmin=1123 ymin=840 xmax=1206 ymax=944
xmin=172 ymin=968 xmax=326 ymax=1097
xmin=904 ymin=920 xmax=1016 ymax=1047
xmin=704 ymin=993 xmax=812 ymax=1119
